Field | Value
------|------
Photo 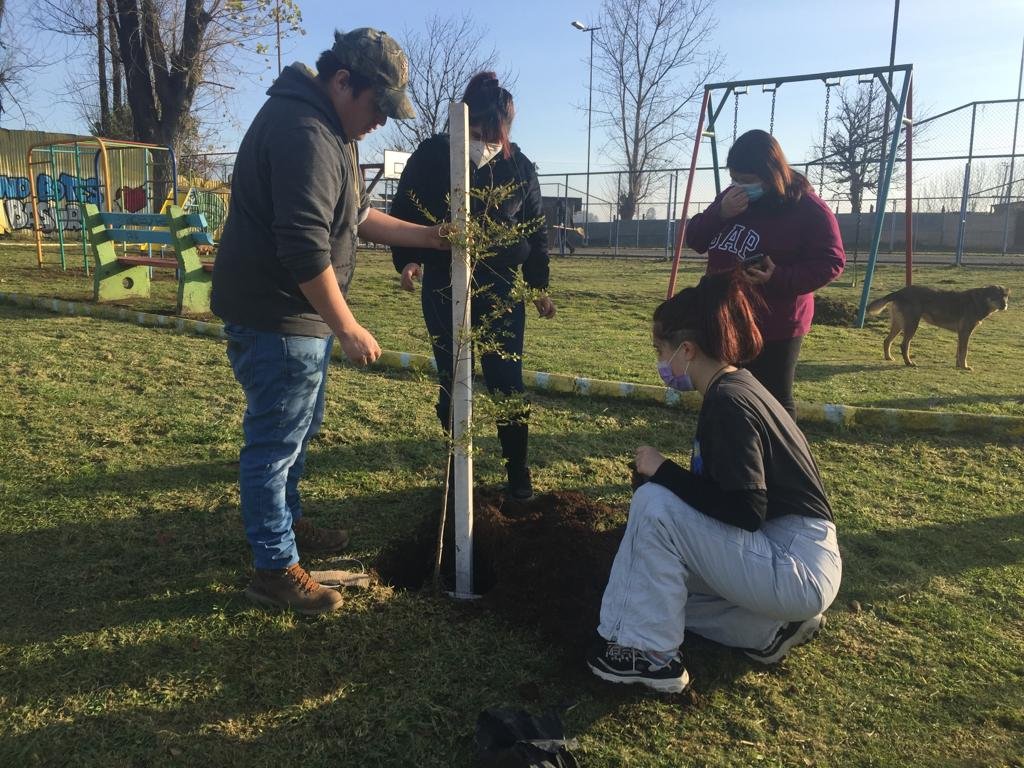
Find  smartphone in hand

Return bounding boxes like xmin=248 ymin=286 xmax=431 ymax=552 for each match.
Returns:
xmin=739 ymin=252 xmax=767 ymax=269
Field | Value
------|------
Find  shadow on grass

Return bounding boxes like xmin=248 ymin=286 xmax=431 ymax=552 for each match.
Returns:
xmin=0 ymin=481 xmax=712 ymax=766
xmin=838 ymin=512 xmax=1024 ymax=605
xmin=1 ymin=584 xmax=571 ymax=766
xmin=3 ymin=465 xmax=1021 ymax=765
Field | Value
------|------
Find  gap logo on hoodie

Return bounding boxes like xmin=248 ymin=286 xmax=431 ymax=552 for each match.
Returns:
xmin=708 ymin=224 xmax=761 ymax=261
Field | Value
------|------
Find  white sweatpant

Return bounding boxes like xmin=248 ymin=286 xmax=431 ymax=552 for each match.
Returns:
xmin=598 ymin=483 xmax=842 ymax=654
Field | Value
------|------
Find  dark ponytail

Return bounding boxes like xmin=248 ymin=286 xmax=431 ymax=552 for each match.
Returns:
xmin=653 ymin=272 xmax=763 ymax=365
xmin=462 ymin=71 xmax=515 ymax=159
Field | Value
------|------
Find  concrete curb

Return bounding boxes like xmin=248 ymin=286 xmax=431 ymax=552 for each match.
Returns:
xmin=3 ymin=292 xmax=1022 ymax=440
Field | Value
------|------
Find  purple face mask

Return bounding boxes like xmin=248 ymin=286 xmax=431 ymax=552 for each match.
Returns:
xmin=657 ymin=345 xmax=695 ymax=391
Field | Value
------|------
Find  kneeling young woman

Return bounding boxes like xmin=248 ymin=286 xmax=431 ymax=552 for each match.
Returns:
xmin=588 ymin=272 xmax=842 ymax=694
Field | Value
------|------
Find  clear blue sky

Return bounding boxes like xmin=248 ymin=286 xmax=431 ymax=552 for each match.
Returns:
xmin=9 ymin=0 xmax=1024 ymax=178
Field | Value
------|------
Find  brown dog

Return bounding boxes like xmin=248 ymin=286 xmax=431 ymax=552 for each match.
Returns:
xmin=866 ymin=285 xmax=1009 ymax=370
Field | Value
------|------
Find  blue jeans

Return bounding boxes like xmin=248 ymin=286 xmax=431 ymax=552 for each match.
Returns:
xmin=224 ymin=323 xmax=333 ymax=570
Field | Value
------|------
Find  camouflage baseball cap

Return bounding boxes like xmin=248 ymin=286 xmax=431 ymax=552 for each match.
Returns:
xmin=331 ymin=28 xmax=415 ymax=120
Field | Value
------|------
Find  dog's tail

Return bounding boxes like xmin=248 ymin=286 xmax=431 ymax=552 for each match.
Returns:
xmin=866 ymin=291 xmax=900 ymax=316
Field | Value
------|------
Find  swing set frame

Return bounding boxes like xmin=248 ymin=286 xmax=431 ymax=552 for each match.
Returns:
xmin=667 ymin=64 xmax=914 ymax=328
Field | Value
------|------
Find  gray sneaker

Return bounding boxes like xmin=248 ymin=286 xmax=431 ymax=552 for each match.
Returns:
xmin=745 ymin=614 xmax=825 ymax=664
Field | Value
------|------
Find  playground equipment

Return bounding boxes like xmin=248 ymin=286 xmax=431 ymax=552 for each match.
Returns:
xmin=26 ymin=137 xmax=177 ymax=272
xmin=160 ymin=181 xmax=230 ymax=242
xmin=666 ymin=64 xmax=914 ymax=327
xmin=83 ymin=203 xmax=213 ymax=315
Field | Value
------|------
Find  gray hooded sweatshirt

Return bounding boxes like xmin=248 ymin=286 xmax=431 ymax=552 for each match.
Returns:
xmin=211 ymin=63 xmax=368 ymax=337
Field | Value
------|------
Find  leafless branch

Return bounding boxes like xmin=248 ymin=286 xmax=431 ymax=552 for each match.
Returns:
xmin=592 ymin=0 xmax=722 ymax=219
xmin=376 ymin=12 xmax=505 ymax=153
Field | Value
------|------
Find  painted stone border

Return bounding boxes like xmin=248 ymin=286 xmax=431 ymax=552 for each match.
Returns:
xmin=3 ymin=291 xmax=1022 ymax=440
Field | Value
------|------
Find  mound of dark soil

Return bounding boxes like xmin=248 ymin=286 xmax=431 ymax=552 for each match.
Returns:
xmin=812 ymin=293 xmax=858 ymax=326
xmin=375 ymin=490 xmax=625 ymax=653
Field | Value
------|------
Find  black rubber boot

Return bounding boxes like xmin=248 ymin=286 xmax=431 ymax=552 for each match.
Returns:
xmin=497 ymin=422 xmax=533 ymax=501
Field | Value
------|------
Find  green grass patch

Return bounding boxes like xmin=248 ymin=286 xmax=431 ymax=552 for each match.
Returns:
xmin=3 ymin=241 xmax=1022 ymax=415
xmin=0 ymin=305 xmax=1021 ymax=766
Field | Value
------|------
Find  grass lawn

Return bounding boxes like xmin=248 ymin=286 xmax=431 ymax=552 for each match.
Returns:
xmin=2 ymin=241 xmax=1021 ymax=416
xmin=0 ymin=304 xmax=1022 ymax=766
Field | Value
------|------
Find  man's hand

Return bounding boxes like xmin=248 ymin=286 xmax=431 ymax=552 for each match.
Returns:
xmin=635 ymin=445 xmax=666 ymax=477
xmin=720 ymin=185 xmax=749 ymax=219
xmin=742 ymin=254 xmax=776 ymax=285
xmin=533 ymin=295 xmax=556 ymax=318
xmin=426 ymin=223 xmax=451 ymax=250
xmin=400 ymin=262 xmax=422 ymax=292
xmin=337 ymin=323 xmax=381 ymax=366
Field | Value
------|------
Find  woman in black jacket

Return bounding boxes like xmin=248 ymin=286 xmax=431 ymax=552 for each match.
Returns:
xmin=390 ymin=72 xmax=555 ymax=500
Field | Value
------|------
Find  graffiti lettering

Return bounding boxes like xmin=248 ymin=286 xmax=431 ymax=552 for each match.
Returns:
xmin=0 ymin=176 xmax=31 ymax=199
xmin=1 ymin=173 xmax=102 ymax=234
xmin=35 ymin=173 xmax=102 ymax=204
xmin=3 ymin=200 xmax=85 ymax=232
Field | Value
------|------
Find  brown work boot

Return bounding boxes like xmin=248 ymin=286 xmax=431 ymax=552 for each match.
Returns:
xmin=245 ymin=562 xmax=343 ymax=615
xmin=293 ymin=517 xmax=350 ymax=555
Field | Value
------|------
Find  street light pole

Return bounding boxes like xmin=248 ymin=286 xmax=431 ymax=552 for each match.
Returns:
xmin=572 ymin=21 xmax=601 ymax=244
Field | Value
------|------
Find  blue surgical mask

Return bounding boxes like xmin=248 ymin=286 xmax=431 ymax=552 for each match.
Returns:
xmin=657 ymin=344 xmax=695 ymax=391
xmin=737 ymin=181 xmax=764 ymax=202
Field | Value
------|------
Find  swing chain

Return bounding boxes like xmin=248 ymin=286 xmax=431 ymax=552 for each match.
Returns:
xmin=769 ymin=89 xmax=777 ymax=135
xmin=820 ymin=81 xmax=834 ymax=190
xmin=733 ymin=91 xmax=740 ymax=143
xmin=863 ymin=79 xmax=876 ymax=164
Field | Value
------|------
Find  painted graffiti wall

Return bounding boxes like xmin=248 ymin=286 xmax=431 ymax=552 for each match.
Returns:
xmin=0 ymin=129 xmax=153 ymax=236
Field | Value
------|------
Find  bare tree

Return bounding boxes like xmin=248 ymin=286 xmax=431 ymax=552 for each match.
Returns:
xmin=919 ymin=161 xmax=1003 ymax=213
xmin=34 ymin=0 xmax=302 ymax=153
xmin=0 ymin=0 xmax=45 ymax=124
xmin=821 ymin=81 xmax=926 ymax=214
xmin=380 ymin=13 xmax=500 ymax=152
xmin=592 ymin=0 xmax=722 ymax=221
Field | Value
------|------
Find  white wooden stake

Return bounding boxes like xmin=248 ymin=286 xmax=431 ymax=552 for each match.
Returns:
xmin=449 ymin=100 xmax=475 ymax=598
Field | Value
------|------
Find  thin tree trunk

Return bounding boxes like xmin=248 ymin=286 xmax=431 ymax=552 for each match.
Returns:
xmin=113 ymin=0 xmax=160 ymax=141
xmin=97 ymin=0 xmax=109 ymax=133
xmin=107 ymin=0 xmax=122 ymax=110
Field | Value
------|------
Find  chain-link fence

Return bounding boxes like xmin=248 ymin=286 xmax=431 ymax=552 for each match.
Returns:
xmin=175 ymin=98 xmax=1023 ymax=265
xmin=537 ymin=98 xmax=1024 ymax=267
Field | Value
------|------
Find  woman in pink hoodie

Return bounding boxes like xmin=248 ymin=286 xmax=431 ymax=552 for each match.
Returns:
xmin=685 ymin=130 xmax=846 ymax=416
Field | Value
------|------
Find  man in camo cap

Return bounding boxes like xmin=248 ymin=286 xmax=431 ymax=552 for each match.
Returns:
xmin=213 ymin=28 xmax=447 ymax=615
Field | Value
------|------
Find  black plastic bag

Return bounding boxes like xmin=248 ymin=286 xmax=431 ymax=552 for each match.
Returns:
xmin=474 ymin=707 xmax=580 ymax=768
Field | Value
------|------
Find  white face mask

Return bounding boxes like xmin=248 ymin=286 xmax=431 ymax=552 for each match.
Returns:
xmin=469 ymin=139 xmax=502 ymax=167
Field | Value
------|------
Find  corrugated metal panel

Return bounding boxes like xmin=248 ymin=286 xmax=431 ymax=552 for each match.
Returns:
xmin=1 ymin=130 xmax=177 ymax=237
xmin=0 ymin=129 xmax=88 ymax=179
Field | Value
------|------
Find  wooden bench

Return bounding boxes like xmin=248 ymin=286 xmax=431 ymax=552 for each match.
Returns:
xmin=83 ymin=204 xmax=215 ymax=315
